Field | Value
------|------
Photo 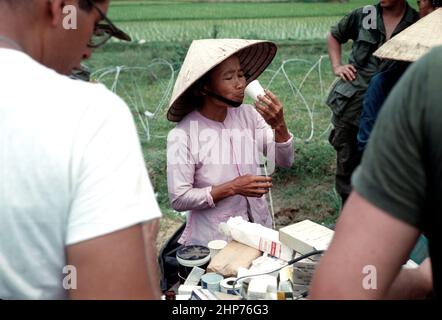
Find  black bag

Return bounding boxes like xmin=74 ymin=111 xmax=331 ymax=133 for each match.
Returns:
xmin=158 ymin=222 xmax=185 ymax=292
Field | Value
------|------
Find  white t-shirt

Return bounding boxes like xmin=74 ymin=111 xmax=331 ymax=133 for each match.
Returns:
xmin=0 ymin=49 xmax=162 ymax=299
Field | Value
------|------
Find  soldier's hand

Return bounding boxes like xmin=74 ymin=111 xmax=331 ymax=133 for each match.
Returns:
xmin=333 ymin=64 xmax=357 ymax=81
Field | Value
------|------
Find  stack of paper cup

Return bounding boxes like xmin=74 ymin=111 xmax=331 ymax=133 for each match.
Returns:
xmin=207 ymin=240 xmax=227 ymax=258
xmin=245 ymin=79 xmax=266 ymax=102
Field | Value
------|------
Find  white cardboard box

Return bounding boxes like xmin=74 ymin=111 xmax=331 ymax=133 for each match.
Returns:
xmin=190 ymin=288 xmax=218 ymax=300
xmin=279 ymin=220 xmax=334 ymax=255
xmin=178 ymin=285 xmax=201 ymax=295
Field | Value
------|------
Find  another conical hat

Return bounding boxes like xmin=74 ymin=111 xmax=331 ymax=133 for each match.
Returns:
xmin=374 ymin=8 xmax=442 ymax=62
xmin=167 ymin=39 xmax=277 ymax=122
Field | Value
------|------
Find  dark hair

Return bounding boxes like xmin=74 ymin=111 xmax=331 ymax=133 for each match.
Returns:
xmin=78 ymin=0 xmax=107 ymax=11
xmin=1 ymin=0 xmax=105 ymax=11
xmin=189 ymin=72 xmax=211 ymax=109
xmin=432 ymin=0 xmax=442 ymax=7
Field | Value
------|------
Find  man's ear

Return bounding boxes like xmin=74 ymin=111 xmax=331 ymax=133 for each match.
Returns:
xmin=46 ymin=0 xmax=66 ymax=27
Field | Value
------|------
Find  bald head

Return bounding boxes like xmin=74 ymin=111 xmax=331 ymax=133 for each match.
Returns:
xmin=0 ymin=0 xmax=111 ymax=75
xmin=0 ymin=0 xmax=37 ymax=34
xmin=0 ymin=0 xmax=104 ymax=11
xmin=0 ymin=0 xmax=31 ymax=8
xmin=0 ymin=0 xmax=24 ymax=5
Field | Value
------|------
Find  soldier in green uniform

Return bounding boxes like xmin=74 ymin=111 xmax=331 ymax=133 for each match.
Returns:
xmin=326 ymin=0 xmax=419 ymax=205
xmin=310 ymin=45 xmax=442 ymax=299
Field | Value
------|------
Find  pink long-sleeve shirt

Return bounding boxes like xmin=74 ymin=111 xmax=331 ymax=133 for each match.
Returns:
xmin=167 ymin=104 xmax=294 ymax=246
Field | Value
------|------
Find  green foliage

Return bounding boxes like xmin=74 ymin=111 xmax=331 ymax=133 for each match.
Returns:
xmin=293 ymin=140 xmax=335 ymax=177
xmin=321 ymin=188 xmax=341 ymax=227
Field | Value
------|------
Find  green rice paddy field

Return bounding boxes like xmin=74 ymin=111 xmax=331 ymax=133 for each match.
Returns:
xmin=108 ymin=0 xmax=370 ymax=42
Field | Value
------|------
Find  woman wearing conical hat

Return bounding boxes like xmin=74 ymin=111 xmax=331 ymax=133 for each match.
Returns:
xmin=166 ymin=39 xmax=294 ymax=246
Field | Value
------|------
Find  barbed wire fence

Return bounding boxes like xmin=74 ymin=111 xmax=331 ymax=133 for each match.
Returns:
xmin=265 ymin=55 xmax=334 ymax=143
xmin=92 ymin=55 xmax=341 ymax=220
xmin=91 ymin=55 xmax=336 ymax=144
xmin=91 ymin=59 xmax=176 ymax=142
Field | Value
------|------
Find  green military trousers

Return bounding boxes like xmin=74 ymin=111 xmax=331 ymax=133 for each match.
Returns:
xmin=327 ymin=83 xmax=365 ymax=205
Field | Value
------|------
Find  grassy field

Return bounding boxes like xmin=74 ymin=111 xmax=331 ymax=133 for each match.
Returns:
xmin=108 ymin=0 xmax=371 ymax=42
xmin=115 ymin=17 xmax=341 ymax=42
xmin=86 ymin=0 xmax=385 ymax=239
xmin=109 ymin=1 xmax=367 ymax=21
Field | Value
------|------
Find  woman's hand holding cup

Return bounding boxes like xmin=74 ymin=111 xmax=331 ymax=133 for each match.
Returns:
xmin=244 ymin=80 xmax=291 ymax=143
xmin=231 ymin=175 xmax=272 ymax=198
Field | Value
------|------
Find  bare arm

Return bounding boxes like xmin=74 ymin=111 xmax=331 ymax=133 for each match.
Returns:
xmin=327 ymin=32 xmax=343 ymax=72
xmin=385 ymin=257 xmax=433 ymax=300
xmin=327 ymin=32 xmax=356 ymax=81
xmin=309 ymin=191 xmax=420 ymax=299
xmin=67 ymin=224 xmax=161 ymax=300
xmin=142 ymin=218 xmax=162 ymax=299
xmin=211 ymin=175 xmax=272 ymax=203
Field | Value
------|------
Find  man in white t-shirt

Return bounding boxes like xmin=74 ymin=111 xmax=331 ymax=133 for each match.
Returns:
xmin=0 ymin=0 xmax=162 ymax=299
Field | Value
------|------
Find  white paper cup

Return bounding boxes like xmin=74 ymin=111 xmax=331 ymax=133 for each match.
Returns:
xmin=207 ymin=240 xmax=227 ymax=258
xmin=245 ymin=79 xmax=266 ymax=102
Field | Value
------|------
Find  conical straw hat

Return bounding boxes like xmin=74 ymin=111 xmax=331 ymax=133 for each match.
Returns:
xmin=167 ymin=39 xmax=277 ymax=122
xmin=374 ymin=8 xmax=442 ymax=62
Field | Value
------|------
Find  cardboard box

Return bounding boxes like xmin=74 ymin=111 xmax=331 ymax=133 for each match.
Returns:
xmin=247 ymin=275 xmax=277 ymax=300
xmin=293 ymin=252 xmax=318 ymax=272
xmin=292 ymin=273 xmax=311 ymax=285
xmin=207 ymin=240 xmax=262 ymax=277
xmin=190 ymin=288 xmax=218 ymax=300
xmin=178 ymin=285 xmax=201 ymax=295
xmin=213 ymin=291 xmax=242 ymax=300
xmin=279 ymin=220 xmax=334 ymax=255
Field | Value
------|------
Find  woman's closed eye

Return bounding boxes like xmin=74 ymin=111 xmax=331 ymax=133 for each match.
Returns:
xmin=224 ymin=73 xmax=244 ymax=81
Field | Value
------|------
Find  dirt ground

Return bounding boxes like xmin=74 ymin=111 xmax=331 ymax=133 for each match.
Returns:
xmin=156 ymin=216 xmax=184 ymax=252
xmin=274 ymin=207 xmax=313 ymax=230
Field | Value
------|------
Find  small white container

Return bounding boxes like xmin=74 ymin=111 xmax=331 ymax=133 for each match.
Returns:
xmin=207 ymin=240 xmax=227 ymax=258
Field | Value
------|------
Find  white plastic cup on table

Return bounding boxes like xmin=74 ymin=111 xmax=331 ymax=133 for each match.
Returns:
xmin=245 ymin=79 xmax=266 ymax=102
xmin=207 ymin=240 xmax=227 ymax=258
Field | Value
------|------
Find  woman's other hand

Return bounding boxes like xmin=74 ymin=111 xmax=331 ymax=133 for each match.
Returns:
xmin=231 ymin=174 xmax=272 ymax=198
